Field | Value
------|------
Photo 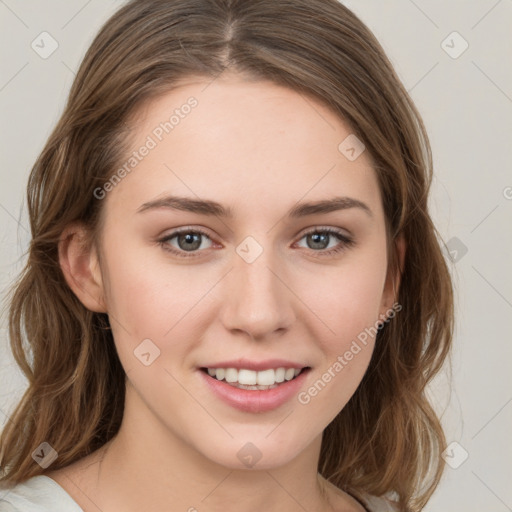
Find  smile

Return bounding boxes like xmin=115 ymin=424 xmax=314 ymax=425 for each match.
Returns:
xmin=198 ymin=363 xmax=311 ymax=413
xmin=201 ymin=367 xmax=305 ymax=390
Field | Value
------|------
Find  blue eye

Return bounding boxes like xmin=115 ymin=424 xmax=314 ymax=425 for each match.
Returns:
xmin=158 ymin=228 xmax=213 ymax=257
xmin=157 ymin=227 xmax=354 ymax=259
xmin=296 ymin=228 xmax=355 ymax=257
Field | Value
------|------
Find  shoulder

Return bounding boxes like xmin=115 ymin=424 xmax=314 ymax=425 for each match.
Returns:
xmin=0 ymin=475 xmax=83 ymax=512
xmin=359 ymin=492 xmax=400 ymax=512
xmin=323 ymin=479 xmax=400 ymax=512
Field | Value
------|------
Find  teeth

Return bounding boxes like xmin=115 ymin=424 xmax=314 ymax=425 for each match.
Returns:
xmin=275 ymin=368 xmax=285 ymax=383
xmin=225 ymin=368 xmax=238 ymax=383
xmin=256 ymin=369 xmax=274 ymax=386
xmin=285 ymin=368 xmax=295 ymax=381
xmin=206 ymin=366 xmax=304 ymax=387
xmin=239 ymin=369 xmax=257 ymax=385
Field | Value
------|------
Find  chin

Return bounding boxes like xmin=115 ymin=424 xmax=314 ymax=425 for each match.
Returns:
xmin=191 ymin=428 xmax=316 ymax=471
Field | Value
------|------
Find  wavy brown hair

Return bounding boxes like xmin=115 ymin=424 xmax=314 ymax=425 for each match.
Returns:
xmin=0 ymin=1 xmax=454 ymax=510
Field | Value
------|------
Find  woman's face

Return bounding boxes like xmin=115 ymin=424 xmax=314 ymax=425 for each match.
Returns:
xmin=91 ymin=73 xmax=396 ymax=469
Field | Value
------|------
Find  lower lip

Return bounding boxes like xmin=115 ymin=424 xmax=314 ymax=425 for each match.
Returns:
xmin=199 ymin=369 xmax=310 ymax=413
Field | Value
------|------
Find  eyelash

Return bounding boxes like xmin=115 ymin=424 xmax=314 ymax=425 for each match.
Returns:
xmin=157 ymin=227 xmax=355 ymax=259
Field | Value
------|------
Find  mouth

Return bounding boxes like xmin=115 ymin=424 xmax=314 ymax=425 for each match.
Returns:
xmin=200 ymin=366 xmax=310 ymax=391
xmin=198 ymin=363 xmax=311 ymax=413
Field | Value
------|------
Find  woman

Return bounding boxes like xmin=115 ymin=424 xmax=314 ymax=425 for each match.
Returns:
xmin=0 ymin=1 xmax=454 ymax=510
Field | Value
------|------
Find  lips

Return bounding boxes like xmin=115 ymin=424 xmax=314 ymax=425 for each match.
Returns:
xmin=198 ymin=359 xmax=311 ymax=413
xmin=201 ymin=358 xmax=306 ymax=372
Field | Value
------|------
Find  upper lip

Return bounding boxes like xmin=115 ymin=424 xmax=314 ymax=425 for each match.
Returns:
xmin=200 ymin=358 xmax=309 ymax=371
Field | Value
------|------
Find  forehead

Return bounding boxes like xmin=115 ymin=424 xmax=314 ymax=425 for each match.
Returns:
xmin=106 ymin=74 xmax=383 ymax=221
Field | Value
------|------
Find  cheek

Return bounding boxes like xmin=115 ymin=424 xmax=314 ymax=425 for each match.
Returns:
xmin=98 ymin=237 xmax=217 ymax=379
xmin=295 ymin=249 xmax=387 ymax=409
xmin=323 ymin=272 xmax=384 ymax=348
xmin=104 ymin=265 xmax=168 ymax=335
xmin=99 ymin=235 xmax=187 ymax=331
xmin=295 ymin=277 xmax=383 ymax=426
xmin=302 ymin=251 xmax=387 ymax=349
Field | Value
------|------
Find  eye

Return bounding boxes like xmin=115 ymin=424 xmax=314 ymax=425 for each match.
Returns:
xmin=158 ymin=228 xmax=214 ymax=258
xmin=295 ymin=228 xmax=355 ymax=257
xmin=157 ymin=226 xmax=355 ymax=259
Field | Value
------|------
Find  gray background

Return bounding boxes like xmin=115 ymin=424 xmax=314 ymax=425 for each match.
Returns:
xmin=1 ymin=1 xmax=511 ymax=510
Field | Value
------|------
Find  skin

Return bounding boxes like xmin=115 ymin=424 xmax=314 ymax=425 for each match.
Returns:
xmin=51 ymin=72 xmax=405 ymax=512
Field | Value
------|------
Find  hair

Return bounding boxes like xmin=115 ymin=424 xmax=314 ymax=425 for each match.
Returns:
xmin=0 ymin=1 xmax=454 ymax=510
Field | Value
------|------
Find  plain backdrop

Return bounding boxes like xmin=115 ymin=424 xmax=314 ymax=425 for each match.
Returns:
xmin=1 ymin=1 xmax=511 ymax=510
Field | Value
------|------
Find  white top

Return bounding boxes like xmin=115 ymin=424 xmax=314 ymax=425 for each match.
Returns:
xmin=0 ymin=476 xmax=82 ymax=511
xmin=0 ymin=475 xmax=398 ymax=511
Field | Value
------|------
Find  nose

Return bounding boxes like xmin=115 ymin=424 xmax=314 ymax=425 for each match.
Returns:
xmin=219 ymin=246 xmax=296 ymax=341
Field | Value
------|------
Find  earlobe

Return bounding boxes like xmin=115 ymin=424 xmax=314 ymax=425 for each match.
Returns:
xmin=58 ymin=223 xmax=107 ymax=313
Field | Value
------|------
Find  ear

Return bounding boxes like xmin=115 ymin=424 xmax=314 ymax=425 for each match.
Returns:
xmin=379 ymin=232 xmax=406 ymax=318
xmin=58 ymin=223 xmax=107 ymax=313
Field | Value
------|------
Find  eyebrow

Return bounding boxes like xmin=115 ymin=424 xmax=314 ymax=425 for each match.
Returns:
xmin=137 ymin=195 xmax=373 ymax=218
